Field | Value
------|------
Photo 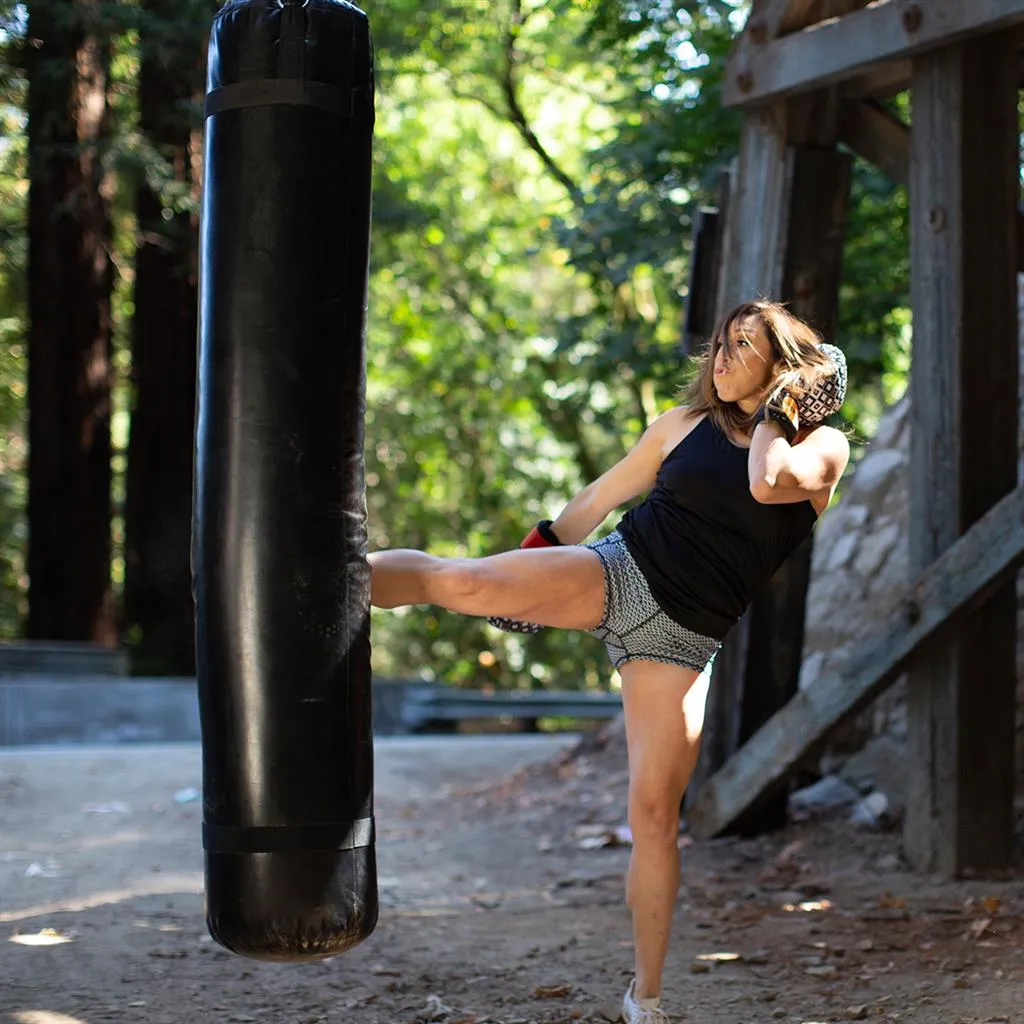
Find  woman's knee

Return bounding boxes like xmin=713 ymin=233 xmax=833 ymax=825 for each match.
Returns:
xmin=431 ymin=558 xmax=494 ymax=607
xmin=628 ymin=782 xmax=683 ymax=845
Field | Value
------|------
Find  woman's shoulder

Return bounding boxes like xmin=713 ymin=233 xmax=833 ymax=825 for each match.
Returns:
xmin=653 ymin=405 xmax=705 ymax=458
xmin=654 ymin=403 xmax=702 ymax=427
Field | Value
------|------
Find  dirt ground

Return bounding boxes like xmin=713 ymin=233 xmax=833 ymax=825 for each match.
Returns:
xmin=2 ymin=732 xmax=1022 ymax=1024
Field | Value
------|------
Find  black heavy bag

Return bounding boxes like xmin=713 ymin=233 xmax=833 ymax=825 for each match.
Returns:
xmin=192 ymin=0 xmax=376 ymax=962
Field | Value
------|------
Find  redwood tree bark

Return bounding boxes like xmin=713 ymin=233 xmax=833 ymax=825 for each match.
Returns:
xmin=122 ymin=0 xmax=208 ymax=674
xmin=25 ymin=0 xmax=115 ymax=643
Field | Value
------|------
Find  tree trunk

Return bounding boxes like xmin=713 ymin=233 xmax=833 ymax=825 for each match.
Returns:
xmin=122 ymin=0 xmax=207 ymax=674
xmin=26 ymin=0 xmax=115 ymax=643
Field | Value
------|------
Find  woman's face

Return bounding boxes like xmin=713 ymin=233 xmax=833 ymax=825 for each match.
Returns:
xmin=713 ymin=315 xmax=776 ymax=408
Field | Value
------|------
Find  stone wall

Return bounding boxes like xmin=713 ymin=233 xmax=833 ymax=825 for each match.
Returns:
xmin=799 ymin=323 xmax=1024 ymax=782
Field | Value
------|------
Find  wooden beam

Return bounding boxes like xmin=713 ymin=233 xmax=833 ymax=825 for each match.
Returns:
xmin=837 ymin=99 xmax=1024 ymax=273
xmin=745 ymin=0 xmax=871 ymax=41
xmin=682 ymin=174 xmax=730 ymax=356
xmin=742 ymin=0 xmax=798 ymax=42
xmin=731 ymin=537 xmax=815 ymax=834
xmin=785 ymin=87 xmax=839 ymax=147
xmin=687 ymin=480 xmax=1024 ymax=840
xmin=682 ymin=206 xmax=724 ymax=357
xmin=715 ymin=105 xmax=792 ymax=311
xmin=687 ymin=609 xmax=747 ymax=809
xmin=838 ymin=99 xmax=908 ymax=185
xmin=780 ymin=146 xmax=851 ymax=338
xmin=840 ymin=59 xmax=910 ymax=99
xmin=723 ymin=0 xmax=1024 ymax=107
xmin=785 ymin=0 xmax=872 ymax=33
xmin=688 ymin=594 xmax=756 ymax=825
xmin=903 ymin=35 xmax=1019 ymax=876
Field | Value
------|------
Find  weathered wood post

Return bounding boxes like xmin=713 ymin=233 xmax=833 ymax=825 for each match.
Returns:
xmin=687 ymin=101 xmax=791 ymax=825
xmin=688 ymin=89 xmax=851 ymax=832
xmin=904 ymin=32 xmax=1019 ymax=874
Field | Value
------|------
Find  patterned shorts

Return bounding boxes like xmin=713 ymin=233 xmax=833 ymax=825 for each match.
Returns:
xmin=582 ymin=531 xmax=722 ymax=672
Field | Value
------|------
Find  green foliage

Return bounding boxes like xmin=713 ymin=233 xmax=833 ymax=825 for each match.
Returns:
xmin=1 ymin=0 xmax=913 ymax=676
xmin=839 ymin=138 xmax=911 ymax=441
xmin=0 ymin=12 xmax=27 ymax=637
xmin=365 ymin=16 xmax=617 ymax=688
xmin=363 ymin=0 xmax=751 ymax=689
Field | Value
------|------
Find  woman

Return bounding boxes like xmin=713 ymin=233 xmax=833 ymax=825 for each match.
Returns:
xmin=369 ymin=300 xmax=851 ymax=1024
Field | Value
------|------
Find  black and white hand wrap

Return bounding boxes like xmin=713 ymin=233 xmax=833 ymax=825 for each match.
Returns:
xmin=763 ymin=342 xmax=847 ymax=441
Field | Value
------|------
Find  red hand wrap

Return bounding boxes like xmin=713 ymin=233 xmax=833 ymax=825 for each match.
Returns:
xmin=520 ymin=520 xmax=561 ymax=548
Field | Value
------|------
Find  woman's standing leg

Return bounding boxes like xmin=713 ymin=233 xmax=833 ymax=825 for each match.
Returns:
xmin=619 ymin=659 xmax=711 ymax=1014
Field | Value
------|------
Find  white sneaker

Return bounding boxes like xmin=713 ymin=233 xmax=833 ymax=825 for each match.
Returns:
xmin=621 ymin=979 xmax=670 ymax=1023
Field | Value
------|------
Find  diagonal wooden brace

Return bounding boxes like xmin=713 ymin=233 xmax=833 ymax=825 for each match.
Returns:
xmin=686 ymin=480 xmax=1024 ymax=839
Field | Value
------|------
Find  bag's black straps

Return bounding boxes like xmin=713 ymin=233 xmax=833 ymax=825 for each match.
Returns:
xmin=204 ymin=79 xmax=348 ymax=119
xmin=203 ymin=816 xmax=375 ymax=854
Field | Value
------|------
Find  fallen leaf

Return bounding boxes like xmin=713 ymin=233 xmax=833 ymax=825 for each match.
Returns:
xmin=533 ymin=984 xmax=572 ymax=999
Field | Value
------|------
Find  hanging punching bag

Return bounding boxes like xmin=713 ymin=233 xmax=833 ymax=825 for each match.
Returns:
xmin=192 ymin=0 xmax=376 ymax=962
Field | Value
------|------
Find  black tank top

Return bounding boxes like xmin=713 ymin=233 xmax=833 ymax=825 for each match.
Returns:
xmin=616 ymin=414 xmax=818 ymax=639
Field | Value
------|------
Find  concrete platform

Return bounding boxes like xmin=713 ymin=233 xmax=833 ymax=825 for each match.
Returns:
xmin=0 ymin=676 xmax=425 ymax=746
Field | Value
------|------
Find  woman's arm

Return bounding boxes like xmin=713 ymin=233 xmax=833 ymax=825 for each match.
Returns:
xmin=549 ymin=408 xmax=685 ymax=543
xmin=748 ymin=420 xmax=850 ymax=504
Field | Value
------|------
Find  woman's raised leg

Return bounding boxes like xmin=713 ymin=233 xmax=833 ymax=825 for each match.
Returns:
xmin=619 ymin=658 xmax=711 ymax=1007
xmin=368 ymin=545 xmax=606 ymax=632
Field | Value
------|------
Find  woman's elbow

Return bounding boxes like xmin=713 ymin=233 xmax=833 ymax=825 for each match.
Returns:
xmin=749 ymin=478 xmax=777 ymax=504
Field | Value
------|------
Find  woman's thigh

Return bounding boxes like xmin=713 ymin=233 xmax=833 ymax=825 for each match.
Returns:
xmin=620 ymin=660 xmax=711 ymax=804
xmin=439 ymin=545 xmax=607 ymax=631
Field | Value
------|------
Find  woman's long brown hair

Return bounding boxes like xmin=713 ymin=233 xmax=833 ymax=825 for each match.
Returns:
xmin=680 ymin=300 xmax=836 ymax=439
